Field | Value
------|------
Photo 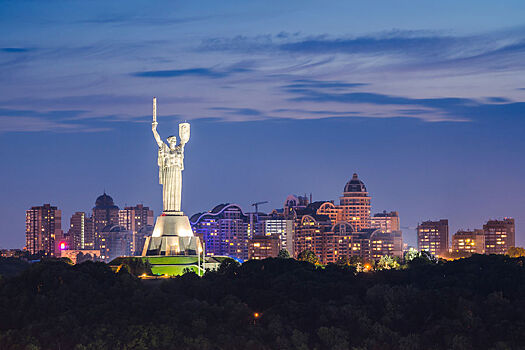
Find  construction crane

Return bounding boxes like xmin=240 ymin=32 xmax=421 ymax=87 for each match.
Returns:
xmin=251 ymin=201 xmax=268 ymax=213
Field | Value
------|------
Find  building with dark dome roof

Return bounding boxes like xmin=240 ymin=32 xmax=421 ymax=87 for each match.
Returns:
xmin=339 ymin=173 xmax=371 ymax=231
xmin=296 ymin=174 xmax=402 ymax=263
xmin=317 ymin=173 xmax=372 ymax=232
xmin=95 ymin=193 xmax=118 ymax=209
xmin=343 ymin=173 xmax=367 ymax=194
xmin=92 ymin=192 xmax=120 ymax=250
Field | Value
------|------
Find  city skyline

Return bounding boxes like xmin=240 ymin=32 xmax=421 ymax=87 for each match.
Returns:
xmin=1 ymin=1 xmax=524 ymax=248
xmin=13 ymin=175 xmax=517 ymax=253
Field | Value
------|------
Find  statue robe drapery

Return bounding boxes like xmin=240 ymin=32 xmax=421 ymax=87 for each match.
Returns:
xmin=158 ymin=143 xmax=184 ymax=212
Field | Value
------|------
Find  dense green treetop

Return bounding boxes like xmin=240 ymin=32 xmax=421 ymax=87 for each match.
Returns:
xmin=1 ymin=255 xmax=525 ymax=349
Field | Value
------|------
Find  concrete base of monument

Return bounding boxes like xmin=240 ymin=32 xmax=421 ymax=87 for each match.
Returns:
xmin=143 ymin=236 xmax=201 ymax=256
xmin=151 ymin=212 xmax=194 ymax=238
xmin=142 ymin=212 xmax=202 ymax=256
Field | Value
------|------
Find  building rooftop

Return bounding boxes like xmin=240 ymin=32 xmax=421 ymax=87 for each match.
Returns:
xmin=95 ymin=192 xmax=118 ymax=209
xmin=343 ymin=173 xmax=367 ymax=193
xmin=373 ymin=211 xmax=399 ymax=218
xmin=293 ymin=201 xmax=331 ymax=222
xmin=190 ymin=203 xmax=249 ymax=224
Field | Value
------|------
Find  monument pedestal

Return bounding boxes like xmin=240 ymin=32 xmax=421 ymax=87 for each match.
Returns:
xmin=142 ymin=212 xmax=202 ymax=256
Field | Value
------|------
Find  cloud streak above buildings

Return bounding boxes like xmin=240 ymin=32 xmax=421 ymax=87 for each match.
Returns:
xmin=0 ymin=21 xmax=523 ymax=130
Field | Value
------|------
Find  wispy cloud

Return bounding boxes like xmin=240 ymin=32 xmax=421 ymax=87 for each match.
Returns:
xmin=3 ymin=94 xmax=204 ymax=110
xmin=0 ymin=48 xmax=32 ymax=53
xmin=287 ymin=90 xmax=472 ymax=109
xmin=206 ymin=106 xmax=278 ymax=121
xmin=281 ymin=83 xmax=525 ymax=122
xmin=278 ymin=33 xmax=454 ymax=56
xmin=282 ymin=79 xmax=367 ymax=90
xmin=201 ymin=28 xmax=525 ymax=73
xmin=200 ymin=34 xmax=278 ymax=53
xmin=74 ymin=14 xmax=220 ymax=26
xmin=132 ymin=63 xmax=253 ymax=79
xmin=0 ymin=108 xmax=110 ymax=133
xmin=2 ymin=20 xmax=524 ymax=130
xmin=133 ymin=68 xmax=228 ymax=79
xmin=0 ymin=107 xmax=124 ymax=132
xmin=210 ymin=107 xmax=264 ymax=116
xmin=0 ymin=108 xmax=87 ymax=119
xmin=271 ymin=108 xmax=360 ymax=116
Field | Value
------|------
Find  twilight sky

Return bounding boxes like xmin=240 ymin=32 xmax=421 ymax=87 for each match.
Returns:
xmin=1 ymin=0 xmax=524 ymax=248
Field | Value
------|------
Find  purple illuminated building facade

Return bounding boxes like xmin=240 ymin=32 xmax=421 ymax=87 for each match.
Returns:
xmin=191 ymin=204 xmax=250 ymax=261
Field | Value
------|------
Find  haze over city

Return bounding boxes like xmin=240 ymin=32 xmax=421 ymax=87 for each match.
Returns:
xmin=1 ymin=0 xmax=525 ymax=249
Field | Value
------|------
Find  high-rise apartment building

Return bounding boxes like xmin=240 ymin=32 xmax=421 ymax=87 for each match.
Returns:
xmin=92 ymin=193 xmax=119 ymax=250
xmin=248 ymin=235 xmax=280 ymax=260
xmin=25 ymin=204 xmax=62 ymax=256
xmin=190 ymin=173 xmax=399 ymax=264
xmin=292 ymin=202 xmax=333 ymax=263
xmin=483 ymin=218 xmax=515 ymax=255
xmin=119 ymin=204 xmax=154 ymax=233
xmin=334 ymin=227 xmax=403 ymax=261
xmin=316 ymin=173 xmax=371 ymax=231
xmin=83 ymin=216 xmax=95 ymax=249
xmin=417 ymin=219 xmax=449 ymax=257
xmin=339 ymin=173 xmax=371 ymax=231
xmin=369 ymin=230 xmax=403 ymax=259
xmin=371 ymin=211 xmax=400 ymax=233
xmin=191 ymin=203 xmax=250 ymax=261
xmin=119 ymin=204 xmax=154 ymax=254
xmin=293 ymin=203 xmax=402 ymax=264
xmin=316 ymin=201 xmax=339 ymax=223
xmin=283 ymin=175 xmax=399 ymax=263
xmin=68 ymin=212 xmax=87 ymax=250
xmin=264 ymin=217 xmax=294 ymax=256
xmin=452 ymin=230 xmax=485 ymax=255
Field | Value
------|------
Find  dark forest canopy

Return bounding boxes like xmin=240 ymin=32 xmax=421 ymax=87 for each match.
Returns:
xmin=1 ymin=255 xmax=525 ymax=350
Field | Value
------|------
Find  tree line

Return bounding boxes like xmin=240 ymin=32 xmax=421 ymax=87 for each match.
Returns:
xmin=1 ymin=253 xmax=525 ymax=349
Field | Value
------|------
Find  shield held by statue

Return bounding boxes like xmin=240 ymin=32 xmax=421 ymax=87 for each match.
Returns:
xmin=179 ymin=122 xmax=190 ymax=144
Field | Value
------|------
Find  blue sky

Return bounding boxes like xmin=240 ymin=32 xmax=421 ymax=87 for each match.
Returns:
xmin=1 ymin=0 xmax=524 ymax=248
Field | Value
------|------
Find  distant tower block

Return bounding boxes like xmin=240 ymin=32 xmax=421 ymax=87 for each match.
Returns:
xmin=339 ymin=173 xmax=371 ymax=231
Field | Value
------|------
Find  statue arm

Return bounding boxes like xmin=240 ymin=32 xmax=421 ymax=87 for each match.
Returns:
xmin=152 ymin=123 xmax=165 ymax=148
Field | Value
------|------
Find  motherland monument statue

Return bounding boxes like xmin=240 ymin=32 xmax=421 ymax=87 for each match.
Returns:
xmin=142 ymin=97 xmax=201 ymax=256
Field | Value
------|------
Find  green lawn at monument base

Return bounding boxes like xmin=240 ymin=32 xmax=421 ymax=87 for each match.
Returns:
xmin=108 ymin=255 xmax=227 ymax=276
xmin=140 ymin=256 xmax=199 ymax=265
xmin=150 ymin=264 xmax=201 ymax=276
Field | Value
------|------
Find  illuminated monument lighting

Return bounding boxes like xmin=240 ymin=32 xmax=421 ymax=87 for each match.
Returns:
xmin=142 ymin=97 xmax=202 ymax=256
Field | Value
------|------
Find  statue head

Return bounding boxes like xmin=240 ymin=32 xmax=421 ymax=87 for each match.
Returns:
xmin=179 ymin=122 xmax=190 ymax=144
xmin=167 ymin=135 xmax=177 ymax=149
